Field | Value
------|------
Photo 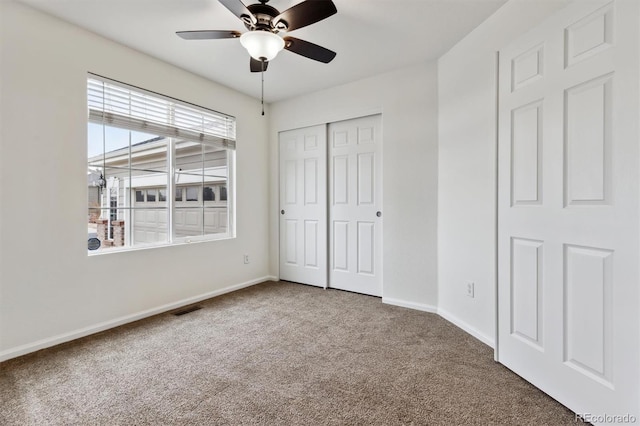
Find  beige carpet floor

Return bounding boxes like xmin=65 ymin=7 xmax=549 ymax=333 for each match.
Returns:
xmin=0 ymin=281 xmax=580 ymax=425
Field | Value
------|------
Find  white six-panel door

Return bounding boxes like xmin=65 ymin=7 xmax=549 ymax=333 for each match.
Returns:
xmin=329 ymin=115 xmax=382 ymax=296
xmin=279 ymin=125 xmax=327 ymax=287
xmin=498 ymin=0 xmax=639 ymax=420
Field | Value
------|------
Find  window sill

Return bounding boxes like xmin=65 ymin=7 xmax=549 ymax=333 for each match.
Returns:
xmin=87 ymin=233 xmax=235 ymax=256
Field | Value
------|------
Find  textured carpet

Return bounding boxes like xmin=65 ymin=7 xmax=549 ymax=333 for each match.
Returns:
xmin=0 ymin=281 xmax=579 ymax=425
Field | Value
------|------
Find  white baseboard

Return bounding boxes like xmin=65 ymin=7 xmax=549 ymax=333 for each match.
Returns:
xmin=437 ymin=307 xmax=495 ymax=348
xmin=0 ymin=276 xmax=276 ymax=363
xmin=382 ymin=297 xmax=438 ymax=313
xmin=382 ymin=297 xmax=495 ymax=348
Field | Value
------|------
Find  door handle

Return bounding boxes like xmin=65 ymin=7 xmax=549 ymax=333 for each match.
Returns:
xmin=376 ymin=211 xmax=382 ymax=217
xmin=281 ymin=210 xmax=285 ymax=215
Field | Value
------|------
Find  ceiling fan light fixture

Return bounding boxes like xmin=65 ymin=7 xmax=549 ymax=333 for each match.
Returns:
xmin=240 ymin=31 xmax=285 ymax=61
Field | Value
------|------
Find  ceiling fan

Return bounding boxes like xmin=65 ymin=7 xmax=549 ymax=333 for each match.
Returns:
xmin=177 ymin=0 xmax=338 ymax=73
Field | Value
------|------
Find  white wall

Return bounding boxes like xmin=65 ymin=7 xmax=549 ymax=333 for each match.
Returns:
xmin=437 ymin=0 xmax=571 ymax=346
xmin=269 ymin=63 xmax=439 ymax=310
xmin=0 ymin=0 xmax=272 ymax=360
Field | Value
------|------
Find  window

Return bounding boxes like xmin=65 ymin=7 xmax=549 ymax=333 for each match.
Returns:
xmin=87 ymin=74 xmax=236 ymax=253
xmin=203 ymin=186 xmax=215 ymax=201
xmin=185 ymin=186 xmax=199 ymax=202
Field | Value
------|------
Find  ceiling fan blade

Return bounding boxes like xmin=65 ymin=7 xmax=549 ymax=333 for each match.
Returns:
xmin=250 ymin=58 xmax=269 ymax=73
xmin=274 ymin=0 xmax=337 ymax=32
xmin=218 ymin=0 xmax=257 ymax=25
xmin=176 ymin=30 xmax=241 ymax=40
xmin=283 ymin=37 xmax=336 ymax=63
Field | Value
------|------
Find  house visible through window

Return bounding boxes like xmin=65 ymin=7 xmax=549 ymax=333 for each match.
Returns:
xmin=87 ymin=74 xmax=236 ymax=253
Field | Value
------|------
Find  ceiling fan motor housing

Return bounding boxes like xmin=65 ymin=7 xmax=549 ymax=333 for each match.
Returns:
xmin=244 ymin=3 xmax=287 ymax=32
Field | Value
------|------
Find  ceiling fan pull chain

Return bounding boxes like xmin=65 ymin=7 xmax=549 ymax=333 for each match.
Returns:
xmin=261 ymin=59 xmax=265 ymax=116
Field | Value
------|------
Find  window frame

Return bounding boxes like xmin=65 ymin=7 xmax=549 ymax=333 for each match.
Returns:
xmin=87 ymin=74 xmax=236 ymax=254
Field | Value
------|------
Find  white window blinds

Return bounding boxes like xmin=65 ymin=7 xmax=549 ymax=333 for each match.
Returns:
xmin=87 ymin=75 xmax=236 ymax=150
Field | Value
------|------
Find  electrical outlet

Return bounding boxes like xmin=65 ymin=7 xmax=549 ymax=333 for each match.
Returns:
xmin=244 ymin=254 xmax=249 ymax=264
xmin=466 ymin=281 xmax=475 ymax=298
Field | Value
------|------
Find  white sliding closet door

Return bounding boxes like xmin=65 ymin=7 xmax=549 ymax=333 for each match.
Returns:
xmin=279 ymin=125 xmax=327 ymax=287
xmin=497 ymin=0 xmax=639 ymax=421
xmin=329 ymin=115 xmax=382 ymax=296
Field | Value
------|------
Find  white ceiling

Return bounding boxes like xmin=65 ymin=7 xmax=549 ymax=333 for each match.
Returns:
xmin=16 ymin=0 xmax=507 ymax=102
